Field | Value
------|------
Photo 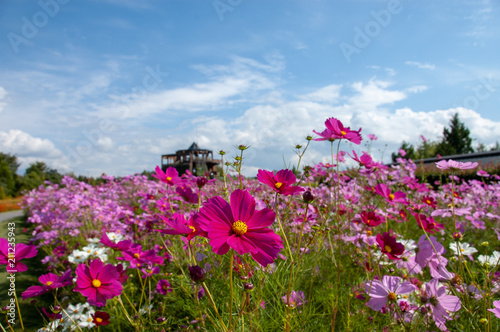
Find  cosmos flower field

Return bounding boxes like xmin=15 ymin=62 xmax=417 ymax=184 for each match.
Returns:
xmin=2 ymin=117 xmax=500 ymax=331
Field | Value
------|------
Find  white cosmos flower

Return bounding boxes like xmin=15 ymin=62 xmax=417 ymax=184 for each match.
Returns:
xmin=478 ymin=251 xmax=500 ymax=266
xmin=68 ymin=249 xmax=90 ymax=264
xmin=449 ymin=242 xmax=478 ymax=257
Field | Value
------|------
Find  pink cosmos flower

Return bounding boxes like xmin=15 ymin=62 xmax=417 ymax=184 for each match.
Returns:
xmin=374 ymin=183 xmax=407 ymax=205
xmin=435 ymin=159 xmax=479 ymax=171
xmin=22 ymin=269 xmax=73 ymax=300
xmin=197 ymin=189 xmax=283 ymax=267
xmin=413 ymin=213 xmax=444 ymax=234
xmin=313 ymin=117 xmax=362 ymax=144
xmin=73 ymin=258 xmax=123 ymax=307
xmin=152 ymin=166 xmax=183 ymax=186
xmin=424 ymin=278 xmax=461 ymax=331
xmin=157 ymin=279 xmax=172 ymax=295
xmin=176 ymin=186 xmax=199 ymax=204
xmin=118 ymin=244 xmax=164 ymax=268
xmin=281 ymin=290 xmax=306 ymax=309
xmin=367 ymin=134 xmax=378 ymax=141
xmin=348 ymin=150 xmax=374 ymax=169
xmin=365 ymin=275 xmax=417 ymax=311
xmin=355 ymin=210 xmax=383 ymax=227
xmin=376 ymin=232 xmax=405 ymax=260
xmin=257 ymin=169 xmax=304 ymax=196
xmin=156 ymin=213 xmax=205 ymax=241
xmin=0 ymin=238 xmax=38 ymax=273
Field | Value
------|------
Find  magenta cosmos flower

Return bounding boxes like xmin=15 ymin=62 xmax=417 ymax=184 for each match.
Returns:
xmin=435 ymin=159 xmax=478 ymax=171
xmin=197 ymin=189 xmax=283 ymax=267
xmin=0 ymin=238 xmax=38 ymax=273
xmin=22 ymin=269 xmax=73 ymax=300
xmin=313 ymin=117 xmax=362 ymax=144
xmin=152 ymin=166 xmax=183 ymax=186
xmin=257 ymin=169 xmax=304 ymax=196
xmin=376 ymin=232 xmax=405 ymax=260
xmin=365 ymin=275 xmax=417 ymax=311
xmin=156 ymin=213 xmax=206 ymax=241
xmin=488 ymin=301 xmax=500 ymax=319
xmin=73 ymin=259 xmax=123 ymax=307
xmin=374 ymin=183 xmax=407 ymax=205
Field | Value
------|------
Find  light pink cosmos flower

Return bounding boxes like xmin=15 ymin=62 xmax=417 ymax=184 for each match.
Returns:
xmin=281 ymin=290 xmax=306 ymax=309
xmin=197 ymin=189 xmax=283 ymax=267
xmin=365 ymin=275 xmax=416 ymax=311
xmin=257 ymin=169 xmax=304 ymax=196
xmin=424 ymin=278 xmax=461 ymax=331
xmin=0 ymin=238 xmax=38 ymax=273
xmin=313 ymin=117 xmax=362 ymax=144
xmin=488 ymin=300 xmax=500 ymax=319
xmin=435 ymin=159 xmax=479 ymax=171
xmin=74 ymin=259 xmax=123 ymax=307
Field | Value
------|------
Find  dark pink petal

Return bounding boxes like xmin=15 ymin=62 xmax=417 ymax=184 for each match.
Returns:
xmin=12 ymin=262 xmax=28 ymax=273
xmin=39 ymin=273 xmax=59 ymax=286
xmin=227 ymin=235 xmax=256 ymax=255
xmin=198 ymin=196 xmax=233 ymax=230
xmin=14 ymin=243 xmax=38 ymax=260
xmin=96 ymin=265 xmax=119 ymax=284
xmin=230 ymin=189 xmax=256 ymax=223
xmin=89 ymin=259 xmax=104 ymax=280
xmin=246 ymin=208 xmax=275 ymax=229
xmin=275 ymin=169 xmax=296 ymax=186
xmin=257 ymin=169 xmax=276 ymax=188
xmin=21 ymin=285 xmax=46 ymax=300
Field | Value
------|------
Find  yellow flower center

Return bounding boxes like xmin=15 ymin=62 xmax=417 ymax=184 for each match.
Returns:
xmin=166 ymin=176 xmax=172 ymax=181
xmin=275 ymin=182 xmax=283 ymax=189
xmin=45 ymin=281 xmax=53 ymax=286
xmin=388 ymin=292 xmax=397 ymax=301
xmin=232 ymin=221 xmax=248 ymax=236
xmin=341 ymin=130 xmax=346 ymax=136
xmin=389 ymin=194 xmax=395 ymax=200
xmin=384 ymin=245 xmax=392 ymax=253
xmin=133 ymin=253 xmax=140 ymax=259
xmin=426 ymin=200 xmax=431 ymax=204
xmin=96 ymin=317 xmax=103 ymax=323
xmin=460 ymin=248 xmax=465 ymax=252
xmin=87 ymin=317 xmax=92 ymax=322
xmin=366 ymin=230 xmax=372 ymax=236
xmin=92 ymin=279 xmax=102 ymax=288
xmin=188 ymin=225 xmax=196 ymax=233
xmin=7 ymin=253 xmax=14 ymax=259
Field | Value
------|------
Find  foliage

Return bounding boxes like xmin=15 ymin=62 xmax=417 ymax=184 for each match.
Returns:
xmin=392 ymin=112 xmax=476 ymax=162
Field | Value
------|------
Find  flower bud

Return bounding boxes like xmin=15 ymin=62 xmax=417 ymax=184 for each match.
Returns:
xmin=51 ymin=305 xmax=61 ymax=313
xmin=218 ymin=150 xmax=226 ymax=156
xmin=238 ymin=145 xmax=249 ymax=151
xmin=452 ymin=232 xmax=463 ymax=240
xmin=188 ymin=265 xmax=206 ymax=283
xmin=156 ymin=316 xmax=167 ymax=325
xmin=302 ymin=190 xmax=315 ymax=203
xmin=196 ymin=177 xmax=208 ymax=188
xmin=306 ymin=135 xmax=313 ymax=141
xmin=243 ymin=283 xmax=254 ymax=292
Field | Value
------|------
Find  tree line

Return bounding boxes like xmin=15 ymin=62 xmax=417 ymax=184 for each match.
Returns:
xmin=391 ymin=112 xmax=500 ymax=163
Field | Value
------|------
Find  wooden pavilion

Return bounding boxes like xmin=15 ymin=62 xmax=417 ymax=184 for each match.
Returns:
xmin=161 ymin=142 xmax=221 ymax=177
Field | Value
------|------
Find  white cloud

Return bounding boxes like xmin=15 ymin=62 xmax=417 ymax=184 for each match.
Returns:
xmin=405 ymin=61 xmax=436 ymax=70
xmin=0 ymin=87 xmax=6 ymax=113
xmin=299 ymin=84 xmax=342 ymax=103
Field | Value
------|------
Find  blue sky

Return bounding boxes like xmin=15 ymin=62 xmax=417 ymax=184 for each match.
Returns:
xmin=1 ymin=0 xmax=499 ymax=176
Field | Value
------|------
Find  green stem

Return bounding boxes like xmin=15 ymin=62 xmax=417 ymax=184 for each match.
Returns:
xmin=229 ymin=252 xmax=234 ymax=329
xmin=12 ymin=281 xmax=24 ymax=331
xmin=274 ymin=192 xmax=293 ymax=260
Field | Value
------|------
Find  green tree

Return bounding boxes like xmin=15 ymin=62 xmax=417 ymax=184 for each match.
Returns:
xmin=435 ymin=113 xmax=474 ymax=156
xmin=0 ymin=152 xmax=21 ymax=197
